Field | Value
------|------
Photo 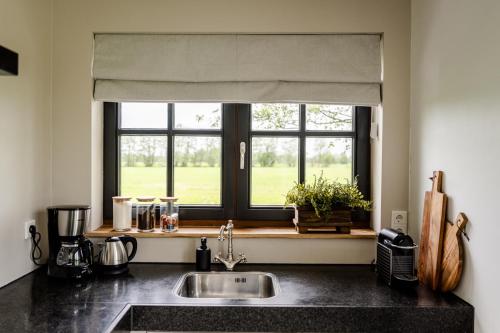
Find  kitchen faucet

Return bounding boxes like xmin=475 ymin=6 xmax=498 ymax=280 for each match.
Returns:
xmin=213 ymin=220 xmax=246 ymax=271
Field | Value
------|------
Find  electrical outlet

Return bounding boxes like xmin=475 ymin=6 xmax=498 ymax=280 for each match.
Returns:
xmin=391 ymin=211 xmax=407 ymax=234
xmin=24 ymin=220 xmax=36 ymax=240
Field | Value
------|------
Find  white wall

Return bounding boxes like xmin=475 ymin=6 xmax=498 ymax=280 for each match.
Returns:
xmin=410 ymin=0 xmax=500 ymax=331
xmin=51 ymin=0 xmax=410 ymax=263
xmin=0 ymin=0 xmax=52 ymax=287
xmin=90 ymin=237 xmax=375 ymax=264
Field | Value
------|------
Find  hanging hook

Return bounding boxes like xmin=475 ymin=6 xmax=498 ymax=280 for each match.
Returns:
xmin=458 ymin=224 xmax=470 ymax=242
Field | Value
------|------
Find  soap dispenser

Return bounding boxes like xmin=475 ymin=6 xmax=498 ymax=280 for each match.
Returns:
xmin=196 ymin=237 xmax=211 ymax=271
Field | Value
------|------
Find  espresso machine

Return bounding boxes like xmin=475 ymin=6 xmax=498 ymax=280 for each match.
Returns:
xmin=47 ymin=205 xmax=93 ymax=279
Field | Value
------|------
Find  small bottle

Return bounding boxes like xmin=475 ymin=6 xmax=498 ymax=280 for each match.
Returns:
xmin=196 ymin=237 xmax=211 ymax=271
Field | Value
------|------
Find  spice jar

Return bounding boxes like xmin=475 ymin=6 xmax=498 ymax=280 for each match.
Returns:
xmin=136 ymin=196 xmax=156 ymax=232
xmin=159 ymin=197 xmax=179 ymax=233
xmin=112 ymin=196 xmax=132 ymax=231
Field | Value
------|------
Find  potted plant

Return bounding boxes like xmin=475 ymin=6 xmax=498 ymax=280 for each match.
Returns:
xmin=284 ymin=175 xmax=371 ymax=234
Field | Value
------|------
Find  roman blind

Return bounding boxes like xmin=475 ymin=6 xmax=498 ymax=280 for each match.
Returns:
xmin=92 ymin=34 xmax=382 ymax=105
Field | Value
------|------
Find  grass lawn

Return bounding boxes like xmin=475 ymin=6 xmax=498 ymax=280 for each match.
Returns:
xmin=121 ymin=165 xmax=351 ymax=206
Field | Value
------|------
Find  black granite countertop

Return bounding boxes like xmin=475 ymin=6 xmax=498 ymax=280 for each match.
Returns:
xmin=0 ymin=263 xmax=473 ymax=332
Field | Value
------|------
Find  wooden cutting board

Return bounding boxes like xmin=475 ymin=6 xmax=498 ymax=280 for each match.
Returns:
xmin=418 ymin=171 xmax=447 ymax=290
xmin=440 ymin=213 xmax=468 ymax=292
xmin=417 ymin=191 xmax=432 ymax=282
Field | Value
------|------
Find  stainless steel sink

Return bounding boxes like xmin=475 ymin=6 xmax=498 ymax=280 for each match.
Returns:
xmin=174 ymin=271 xmax=280 ymax=299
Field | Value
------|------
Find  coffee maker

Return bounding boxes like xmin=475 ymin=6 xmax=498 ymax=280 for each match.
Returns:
xmin=47 ymin=205 xmax=93 ymax=279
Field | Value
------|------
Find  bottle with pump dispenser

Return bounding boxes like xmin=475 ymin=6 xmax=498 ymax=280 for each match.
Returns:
xmin=196 ymin=237 xmax=211 ymax=271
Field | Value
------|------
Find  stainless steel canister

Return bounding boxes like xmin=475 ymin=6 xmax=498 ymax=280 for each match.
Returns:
xmin=55 ymin=206 xmax=91 ymax=237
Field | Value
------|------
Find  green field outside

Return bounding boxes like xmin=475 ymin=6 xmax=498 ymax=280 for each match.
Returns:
xmin=121 ymin=165 xmax=351 ymax=206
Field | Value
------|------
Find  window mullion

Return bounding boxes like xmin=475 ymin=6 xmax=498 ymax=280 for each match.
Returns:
xmin=103 ymin=102 xmax=119 ymax=219
xmin=171 ymin=129 xmax=223 ymax=136
xmin=222 ymin=104 xmax=237 ymax=219
xmin=236 ymin=104 xmax=251 ymax=219
xmin=299 ymin=104 xmax=306 ymax=184
xmin=167 ymin=103 xmax=174 ymax=197
xmin=354 ymin=106 xmax=371 ymax=200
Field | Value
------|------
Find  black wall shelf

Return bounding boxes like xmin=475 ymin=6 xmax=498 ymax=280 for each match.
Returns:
xmin=0 ymin=45 xmax=19 ymax=76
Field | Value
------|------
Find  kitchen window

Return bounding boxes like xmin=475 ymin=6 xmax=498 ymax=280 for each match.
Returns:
xmin=103 ymin=102 xmax=371 ymax=226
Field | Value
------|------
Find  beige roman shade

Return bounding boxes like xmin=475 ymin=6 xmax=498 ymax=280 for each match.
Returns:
xmin=92 ymin=34 xmax=382 ymax=105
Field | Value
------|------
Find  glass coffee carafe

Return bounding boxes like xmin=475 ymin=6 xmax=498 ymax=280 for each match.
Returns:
xmin=56 ymin=241 xmax=92 ymax=268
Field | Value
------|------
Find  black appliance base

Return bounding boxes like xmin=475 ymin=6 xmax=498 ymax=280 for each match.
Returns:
xmin=47 ymin=262 xmax=93 ymax=280
xmin=97 ymin=263 xmax=129 ymax=276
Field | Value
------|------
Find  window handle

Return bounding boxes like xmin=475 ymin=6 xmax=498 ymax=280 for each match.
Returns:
xmin=240 ymin=142 xmax=246 ymax=170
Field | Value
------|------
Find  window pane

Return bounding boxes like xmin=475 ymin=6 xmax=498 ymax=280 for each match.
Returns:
xmin=251 ymin=137 xmax=299 ymax=205
xmin=174 ymin=103 xmax=222 ymax=129
xmin=120 ymin=103 xmax=168 ymax=129
xmin=120 ymin=136 xmax=167 ymax=200
xmin=306 ymin=137 xmax=352 ymax=183
xmin=252 ymin=103 xmax=299 ymax=131
xmin=306 ymin=104 xmax=353 ymax=131
xmin=174 ymin=136 xmax=221 ymax=205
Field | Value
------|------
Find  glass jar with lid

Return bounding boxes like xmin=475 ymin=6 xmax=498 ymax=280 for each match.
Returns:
xmin=159 ymin=197 xmax=179 ymax=233
xmin=112 ymin=196 xmax=132 ymax=231
xmin=136 ymin=196 xmax=156 ymax=232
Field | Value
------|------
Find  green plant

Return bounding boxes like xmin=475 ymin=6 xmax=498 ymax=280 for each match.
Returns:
xmin=284 ymin=174 xmax=372 ymax=220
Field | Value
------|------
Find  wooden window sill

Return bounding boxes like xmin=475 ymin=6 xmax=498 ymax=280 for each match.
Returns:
xmin=86 ymin=226 xmax=376 ymax=239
